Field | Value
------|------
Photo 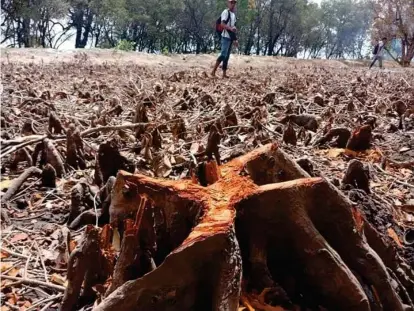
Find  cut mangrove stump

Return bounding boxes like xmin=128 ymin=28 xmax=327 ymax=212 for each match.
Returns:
xmin=342 ymin=159 xmax=370 ymax=194
xmin=61 ymin=225 xmax=114 ymax=311
xmin=93 ymin=143 xmax=410 ymax=311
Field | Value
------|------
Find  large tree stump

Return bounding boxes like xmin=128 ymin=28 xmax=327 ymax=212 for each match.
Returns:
xmin=86 ymin=143 xmax=411 ymax=311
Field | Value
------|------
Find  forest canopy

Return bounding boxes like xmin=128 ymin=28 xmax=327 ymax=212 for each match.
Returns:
xmin=1 ymin=0 xmax=413 ymax=63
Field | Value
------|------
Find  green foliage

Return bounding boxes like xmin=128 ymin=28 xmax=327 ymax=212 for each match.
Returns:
xmin=100 ymin=40 xmax=116 ymax=49
xmin=162 ymin=47 xmax=170 ymax=55
xmin=317 ymin=0 xmax=372 ymax=58
xmin=1 ymin=0 xmax=378 ymax=59
xmin=372 ymin=0 xmax=414 ymax=65
xmin=116 ymin=39 xmax=135 ymax=51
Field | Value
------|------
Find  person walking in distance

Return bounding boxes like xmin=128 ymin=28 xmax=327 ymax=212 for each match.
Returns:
xmin=212 ymin=0 xmax=238 ymax=78
xmin=369 ymin=37 xmax=387 ymax=69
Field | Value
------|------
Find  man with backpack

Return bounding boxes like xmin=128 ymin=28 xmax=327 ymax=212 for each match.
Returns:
xmin=211 ymin=0 xmax=238 ymax=78
xmin=369 ymin=37 xmax=387 ymax=69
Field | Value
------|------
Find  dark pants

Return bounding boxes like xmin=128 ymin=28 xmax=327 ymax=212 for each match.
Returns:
xmin=369 ymin=55 xmax=383 ymax=69
xmin=217 ymin=37 xmax=233 ymax=71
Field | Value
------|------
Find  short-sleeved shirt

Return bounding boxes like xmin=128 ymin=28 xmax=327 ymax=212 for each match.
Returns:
xmin=377 ymin=40 xmax=384 ymax=57
xmin=221 ymin=9 xmax=236 ymax=39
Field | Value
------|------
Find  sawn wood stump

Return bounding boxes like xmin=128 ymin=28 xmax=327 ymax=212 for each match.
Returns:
xmin=85 ymin=143 xmax=411 ymax=311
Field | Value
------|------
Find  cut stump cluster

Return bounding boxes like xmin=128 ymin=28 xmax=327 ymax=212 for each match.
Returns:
xmin=62 ymin=143 xmax=413 ymax=311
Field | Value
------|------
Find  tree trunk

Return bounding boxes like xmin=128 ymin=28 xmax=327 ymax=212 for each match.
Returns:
xmin=74 ymin=8 xmax=84 ymax=48
xmin=401 ymin=39 xmax=414 ymax=67
xmin=58 ymin=143 xmax=414 ymax=311
xmin=243 ymin=22 xmax=256 ymax=55
xmin=196 ymin=41 xmax=201 ymax=54
xmin=22 ymin=17 xmax=31 ymax=47
xmin=79 ymin=9 xmax=93 ymax=48
xmin=94 ymin=25 xmax=101 ymax=47
xmin=255 ymin=27 xmax=260 ymax=55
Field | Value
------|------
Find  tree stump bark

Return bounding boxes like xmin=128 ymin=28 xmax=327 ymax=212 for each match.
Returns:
xmin=314 ymin=127 xmax=351 ymax=148
xmin=61 ymin=225 xmax=114 ymax=311
xmin=342 ymin=159 xmax=370 ymax=194
xmin=94 ymin=139 xmax=135 ymax=186
xmin=73 ymin=143 xmax=412 ymax=311
xmin=66 ymin=124 xmax=86 ymax=170
xmin=41 ymin=163 xmax=56 ymax=188
xmin=346 ymin=125 xmax=372 ymax=151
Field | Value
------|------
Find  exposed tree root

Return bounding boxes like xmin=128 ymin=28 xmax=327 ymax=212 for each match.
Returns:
xmin=94 ymin=138 xmax=135 ymax=186
xmin=282 ymin=122 xmax=297 ymax=145
xmin=43 ymin=138 xmax=66 ymax=177
xmin=68 ymin=178 xmax=116 ymax=229
xmin=151 ymin=127 xmax=162 ymax=150
xmin=251 ymin=110 xmax=263 ymax=131
xmin=262 ymin=93 xmax=276 ymax=105
xmin=346 ymin=125 xmax=372 ymax=151
xmin=32 ymin=139 xmax=66 ymax=177
xmin=223 ymin=104 xmax=238 ymax=127
xmin=342 ymin=159 xmax=370 ymax=194
xmin=171 ymin=115 xmax=186 ymax=141
xmin=347 ymin=101 xmax=356 ymax=112
xmin=205 ymin=124 xmax=221 ymax=164
xmin=280 ymin=114 xmax=319 ymax=132
xmin=393 ymin=101 xmax=407 ymax=130
xmin=21 ymin=120 xmax=37 ymax=135
xmin=1 ymin=117 xmax=8 ymax=128
xmin=1 ymin=166 xmax=42 ymax=202
xmin=32 ymin=142 xmax=45 ymax=167
xmin=68 ymin=143 xmax=413 ymax=311
xmin=384 ymin=157 xmax=414 ymax=170
xmin=10 ymin=147 xmax=32 ymax=170
xmin=1 ymin=209 xmax=10 ymax=225
xmin=49 ymin=112 xmax=65 ymax=134
xmin=68 ymin=210 xmax=100 ymax=230
xmin=104 ymin=104 xmax=123 ymax=118
xmin=194 ymin=124 xmax=222 ymax=166
xmin=139 ymin=132 xmax=153 ymax=161
xmin=133 ymin=103 xmax=148 ymax=139
xmin=61 ymin=226 xmax=113 ymax=311
xmin=200 ymin=93 xmax=215 ymax=107
xmin=314 ymin=127 xmax=351 ymax=148
xmin=41 ymin=163 xmax=56 ymax=188
xmin=242 ymin=107 xmax=261 ymax=120
xmin=68 ymin=181 xmax=96 ymax=225
xmin=296 ymin=157 xmax=315 ymax=177
xmin=66 ymin=124 xmax=86 ymax=170
xmin=313 ymin=94 xmax=325 ymax=106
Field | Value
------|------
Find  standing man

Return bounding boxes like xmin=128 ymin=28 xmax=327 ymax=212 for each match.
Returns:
xmin=369 ymin=37 xmax=387 ymax=69
xmin=212 ymin=0 xmax=238 ymax=78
